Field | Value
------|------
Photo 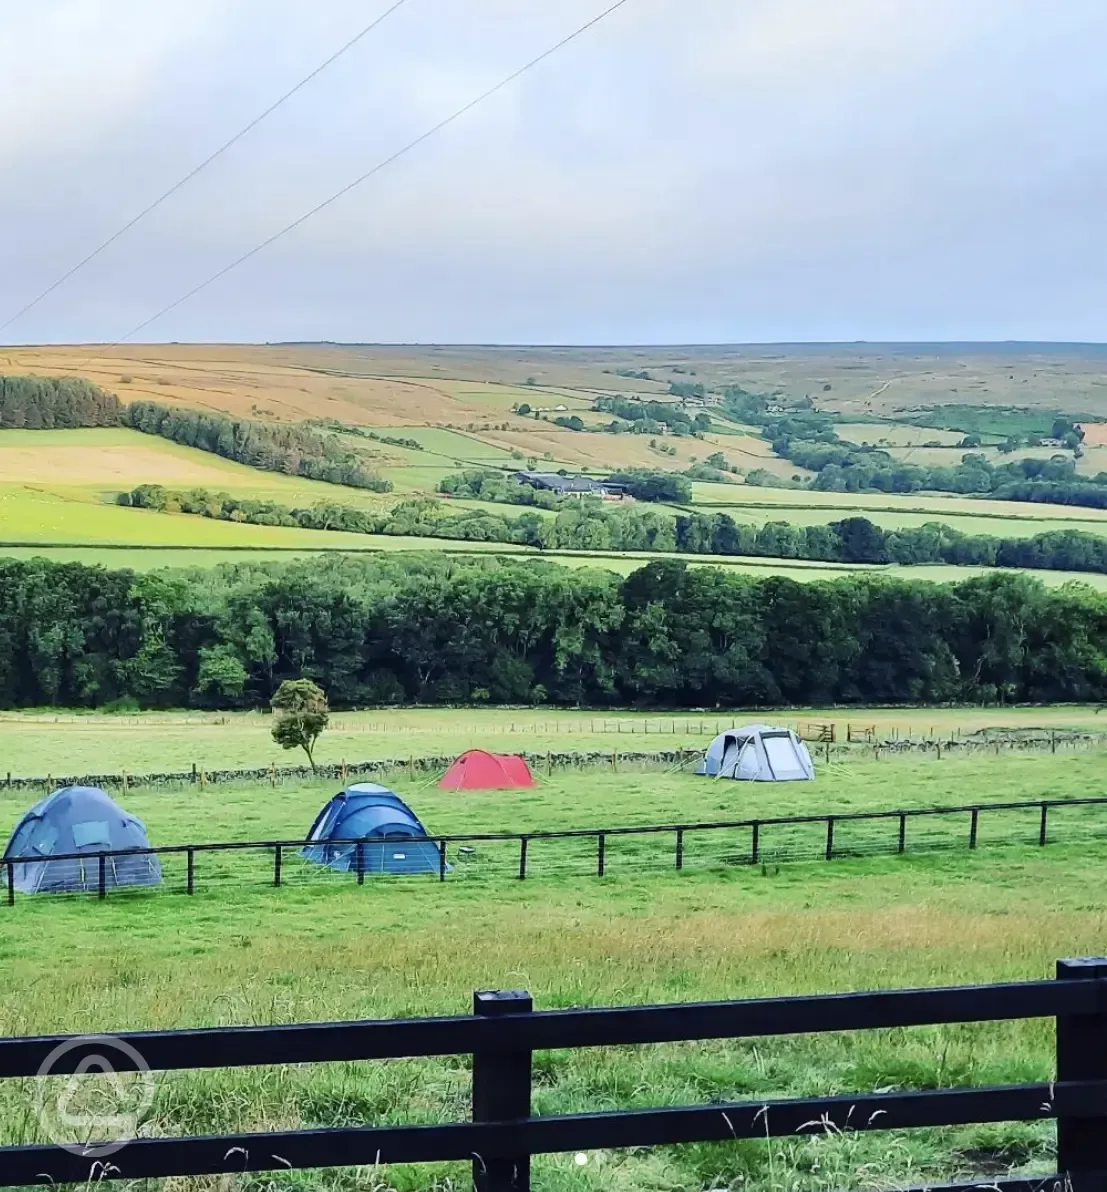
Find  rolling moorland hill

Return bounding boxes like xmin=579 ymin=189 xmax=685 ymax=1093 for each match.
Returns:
xmin=2 ymin=342 xmax=1107 ymax=585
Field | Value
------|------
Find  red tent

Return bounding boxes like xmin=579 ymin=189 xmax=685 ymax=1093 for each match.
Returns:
xmin=438 ymin=750 xmax=536 ymax=791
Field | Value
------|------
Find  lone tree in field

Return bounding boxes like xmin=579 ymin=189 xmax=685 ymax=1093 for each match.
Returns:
xmin=270 ymin=679 xmax=329 ymax=772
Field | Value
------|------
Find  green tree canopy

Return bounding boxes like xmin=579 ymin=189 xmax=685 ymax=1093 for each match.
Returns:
xmin=270 ymin=679 xmax=330 ymax=770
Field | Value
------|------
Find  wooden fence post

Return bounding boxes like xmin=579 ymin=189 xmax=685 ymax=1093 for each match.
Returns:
xmin=597 ymin=833 xmax=606 ymax=878
xmin=191 ymin=763 xmax=197 ymax=785
xmin=825 ymin=817 xmax=835 ymax=861
xmin=518 ymin=837 xmax=528 ymax=881
xmin=98 ymin=853 xmax=107 ymax=900
xmin=472 ymin=989 xmax=533 ymax=1192
xmin=356 ymin=841 xmax=365 ymax=886
xmin=273 ymin=845 xmax=282 ymax=887
xmin=1056 ymin=956 xmax=1107 ymax=1191
xmin=1040 ymin=803 xmax=1049 ymax=847
xmin=675 ymin=828 xmax=684 ymax=870
xmin=186 ymin=848 xmax=195 ymax=895
xmin=751 ymin=821 xmax=760 ymax=865
xmin=969 ymin=808 xmax=979 ymax=850
xmin=5 ymin=860 xmax=13 ymax=906
xmin=898 ymin=813 xmax=907 ymax=854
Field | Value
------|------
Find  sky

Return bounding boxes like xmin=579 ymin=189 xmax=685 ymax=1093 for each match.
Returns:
xmin=1 ymin=0 xmax=1105 ymax=346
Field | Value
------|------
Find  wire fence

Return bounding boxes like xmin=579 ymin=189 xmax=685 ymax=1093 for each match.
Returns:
xmin=5 ymin=731 xmax=1106 ymax=794
xmin=6 ymin=794 xmax=1107 ymax=905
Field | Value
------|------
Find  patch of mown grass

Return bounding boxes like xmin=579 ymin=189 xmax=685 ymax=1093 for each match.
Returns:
xmin=0 ymin=845 xmax=1102 ymax=1190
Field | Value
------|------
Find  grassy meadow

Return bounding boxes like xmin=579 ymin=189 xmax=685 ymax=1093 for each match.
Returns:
xmin=3 ymin=704 xmax=1105 ymax=778
xmin=2 ymin=747 xmax=1107 ymax=1189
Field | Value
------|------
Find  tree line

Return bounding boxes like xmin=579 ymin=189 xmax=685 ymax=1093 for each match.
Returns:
xmin=0 ymin=375 xmax=390 ymax=491
xmin=0 ymin=375 xmax=122 ymax=428
xmin=125 ymin=402 xmax=391 ymax=489
xmin=438 ymin=469 xmax=692 ymax=505
xmin=122 ymin=483 xmax=1107 ymax=579
xmin=0 ymin=556 xmax=1103 ymax=710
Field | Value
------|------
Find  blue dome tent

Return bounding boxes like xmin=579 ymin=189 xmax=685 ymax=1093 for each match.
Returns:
xmin=301 ymin=784 xmax=443 ymax=877
xmin=3 ymin=786 xmax=162 ymax=895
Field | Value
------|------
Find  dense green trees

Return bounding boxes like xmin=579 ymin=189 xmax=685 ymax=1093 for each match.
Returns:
xmin=125 ymin=401 xmax=390 ymax=490
xmin=0 ymin=376 xmax=122 ymax=428
xmin=122 ymin=484 xmax=1107 ymax=581
xmin=592 ymin=395 xmax=710 ymax=436
xmin=1 ymin=556 xmax=1105 ymax=709
xmin=438 ymin=469 xmax=691 ymax=506
xmin=607 ymin=470 xmax=694 ymax=503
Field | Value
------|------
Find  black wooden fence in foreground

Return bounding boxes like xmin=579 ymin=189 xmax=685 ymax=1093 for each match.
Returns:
xmin=2 ymin=958 xmax=1106 ymax=1190
xmin=6 ymin=793 xmax=1107 ymax=903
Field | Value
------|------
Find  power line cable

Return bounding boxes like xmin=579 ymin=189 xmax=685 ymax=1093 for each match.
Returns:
xmin=86 ymin=0 xmax=633 ymax=354
xmin=0 ymin=0 xmax=414 ymax=337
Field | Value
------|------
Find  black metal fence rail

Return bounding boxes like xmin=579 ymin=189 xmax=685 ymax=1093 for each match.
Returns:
xmin=3 ymin=958 xmax=1106 ymax=1190
xmin=6 ymin=794 xmax=1107 ymax=904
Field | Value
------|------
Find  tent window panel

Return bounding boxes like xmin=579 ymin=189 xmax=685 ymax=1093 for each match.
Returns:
xmin=763 ymin=736 xmax=803 ymax=773
xmin=31 ymin=826 xmax=59 ymax=856
xmin=7 ymin=821 xmax=39 ymax=857
xmin=72 ymin=821 xmax=112 ymax=849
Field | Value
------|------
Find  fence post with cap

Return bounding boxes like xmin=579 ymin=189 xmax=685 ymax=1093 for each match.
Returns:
xmin=472 ymin=989 xmax=533 ymax=1192
xmin=1056 ymin=956 xmax=1107 ymax=1191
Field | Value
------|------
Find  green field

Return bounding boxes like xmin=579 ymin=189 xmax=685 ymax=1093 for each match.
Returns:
xmin=8 ymin=427 xmax=1107 ymax=587
xmin=2 ymin=704 xmax=1103 ymax=778
xmin=2 ymin=749 xmax=1101 ymax=842
xmin=2 ymin=747 xmax=1106 ymax=1189
xmin=0 ymin=486 xmax=530 ymax=553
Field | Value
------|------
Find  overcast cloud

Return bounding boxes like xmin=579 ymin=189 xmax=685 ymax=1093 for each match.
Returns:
xmin=1 ymin=0 xmax=1105 ymax=344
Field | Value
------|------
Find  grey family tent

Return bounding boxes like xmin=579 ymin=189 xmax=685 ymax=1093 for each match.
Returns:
xmin=3 ymin=786 xmax=162 ymax=894
xmin=301 ymin=784 xmax=443 ymax=876
xmin=697 ymin=725 xmax=815 ymax=781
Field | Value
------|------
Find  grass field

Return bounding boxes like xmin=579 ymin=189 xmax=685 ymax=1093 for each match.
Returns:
xmin=0 ymin=485 xmax=534 ymax=553
xmin=2 ymin=747 xmax=1107 ymax=1189
xmin=2 ymin=704 xmax=1104 ymax=778
xmin=10 ymin=425 xmax=1107 ymax=584
xmin=2 ymin=749 xmax=1101 ymax=843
